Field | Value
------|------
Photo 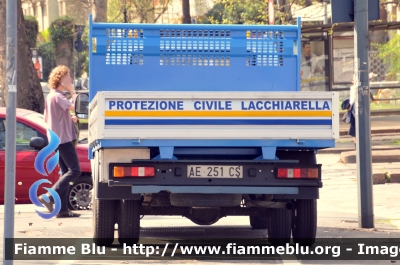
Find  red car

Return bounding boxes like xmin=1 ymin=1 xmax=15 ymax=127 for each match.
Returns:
xmin=0 ymin=108 xmax=92 ymax=210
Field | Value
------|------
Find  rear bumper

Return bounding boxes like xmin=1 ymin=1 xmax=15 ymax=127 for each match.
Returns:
xmin=129 ymin=185 xmax=298 ymax=194
xmin=95 ymin=182 xmax=320 ymax=200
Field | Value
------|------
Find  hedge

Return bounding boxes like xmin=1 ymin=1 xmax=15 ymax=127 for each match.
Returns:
xmin=24 ymin=15 xmax=38 ymax=48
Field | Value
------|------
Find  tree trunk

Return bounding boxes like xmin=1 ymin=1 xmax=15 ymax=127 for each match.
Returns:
xmin=55 ymin=40 xmax=73 ymax=71
xmin=182 ymin=0 xmax=191 ymax=24
xmin=0 ymin=0 xmax=44 ymax=113
xmin=92 ymin=0 xmax=108 ymax=22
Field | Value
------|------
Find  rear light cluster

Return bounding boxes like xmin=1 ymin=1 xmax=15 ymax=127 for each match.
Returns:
xmin=276 ymin=168 xmax=318 ymax=179
xmin=113 ymin=166 xmax=155 ymax=178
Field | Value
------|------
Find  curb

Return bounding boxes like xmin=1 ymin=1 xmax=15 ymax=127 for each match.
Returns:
xmin=373 ymin=173 xmax=400 ymax=185
xmin=340 ymin=150 xmax=400 ymax=164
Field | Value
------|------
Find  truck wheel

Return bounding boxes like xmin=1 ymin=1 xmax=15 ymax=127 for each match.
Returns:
xmin=268 ymin=208 xmax=291 ymax=245
xmin=93 ymin=199 xmax=116 ymax=246
xmin=118 ymin=199 xmax=141 ymax=246
xmin=249 ymin=216 xmax=268 ymax=229
xmin=292 ymin=199 xmax=317 ymax=246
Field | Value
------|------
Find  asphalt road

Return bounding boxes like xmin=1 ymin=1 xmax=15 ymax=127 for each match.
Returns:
xmin=1 ymin=153 xmax=399 ymax=264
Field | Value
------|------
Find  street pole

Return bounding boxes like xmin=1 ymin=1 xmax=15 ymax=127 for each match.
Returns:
xmin=4 ymin=0 xmax=18 ymax=263
xmin=354 ymin=0 xmax=374 ymax=228
xmin=323 ymin=0 xmax=328 ymax=24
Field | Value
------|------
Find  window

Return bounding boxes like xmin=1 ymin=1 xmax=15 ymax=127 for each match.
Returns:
xmin=0 ymin=119 xmax=44 ymax=151
xmin=300 ymin=39 xmax=329 ymax=91
xmin=16 ymin=122 xmax=42 ymax=151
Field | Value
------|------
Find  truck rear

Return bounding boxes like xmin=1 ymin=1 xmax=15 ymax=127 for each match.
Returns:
xmin=75 ymin=17 xmax=339 ymax=247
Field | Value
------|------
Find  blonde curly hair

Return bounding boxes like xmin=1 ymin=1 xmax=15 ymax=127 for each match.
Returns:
xmin=48 ymin=65 xmax=70 ymax=89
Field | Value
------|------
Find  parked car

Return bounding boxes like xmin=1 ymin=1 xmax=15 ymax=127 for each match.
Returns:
xmin=0 ymin=108 xmax=92 ymax=210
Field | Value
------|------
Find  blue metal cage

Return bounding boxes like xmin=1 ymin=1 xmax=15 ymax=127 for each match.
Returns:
xmin=88 ymin=17 xmax=302 ymax=101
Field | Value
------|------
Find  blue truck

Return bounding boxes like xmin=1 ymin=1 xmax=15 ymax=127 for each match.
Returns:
xmin=75 ymin=17 xmax=339 ymax=247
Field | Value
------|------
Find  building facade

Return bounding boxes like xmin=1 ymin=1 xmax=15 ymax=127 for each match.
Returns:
xmin=21 ymin=0 xmax=60 ymax=31
xmin=21 ymin=0 xmax=90 ymax=31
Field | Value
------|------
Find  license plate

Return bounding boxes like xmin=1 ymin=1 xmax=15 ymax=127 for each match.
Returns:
xmin=187 ymin=165 xmax=243 ymax=178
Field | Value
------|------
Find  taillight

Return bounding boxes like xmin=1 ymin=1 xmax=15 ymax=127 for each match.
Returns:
xmin=276 ymin=168 xmax=318 ymax=179
xmin=113 ymin=166 xmax=155 ymax=178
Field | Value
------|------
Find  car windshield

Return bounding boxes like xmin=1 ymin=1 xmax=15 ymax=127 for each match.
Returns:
xmin=24 ymin=112 xmax=48 ymax=130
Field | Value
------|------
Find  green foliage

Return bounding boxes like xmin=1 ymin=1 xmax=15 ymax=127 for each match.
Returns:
xmin=198 ymin=3 xmax=225 ymax=24
xmin=199 ymin=0 xmax=296 ymax=25
xmin=375 ymin=34 xmax=400 ymax=80
xmin=49 ymin=16 xmax=75 ymax=47
xmin=37 ymin=42 xmax=56 ymax=81
xmin=38 ymin=29 xmax=51 ymax=45
xmin=108 ymin=0 xmax=124 ymax=22
xmin=199 ymin=0 xmax=267 ymax=24
xmin=24 ymin=15 xmax=39 ymax=48
xmin=75 ymin=26 xmax=89 ymax=77
xmin=75 ymin=50 xmax=89 ymax=78
xmin=108 ymin=0 xmax=170 ymax=23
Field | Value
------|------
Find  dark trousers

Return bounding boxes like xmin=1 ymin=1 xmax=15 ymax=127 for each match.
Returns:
xmin=52 ymin=141 xmax=81 ymax=212
xmin=348 ymin=113 xmax=356 ymax=137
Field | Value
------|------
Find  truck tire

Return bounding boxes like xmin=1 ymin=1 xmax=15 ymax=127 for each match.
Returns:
xmin=118 ymin=199 xmax=141 ymax=246
xmin=249 ymin=216 xmax=268 ymax=229
xmin=292 ymin=199 xmax=317 ymax=246
xmin=93 ymin=199 xmax=116 ymax=246
xmin=268 ymin=208 xmax=292 ymax=246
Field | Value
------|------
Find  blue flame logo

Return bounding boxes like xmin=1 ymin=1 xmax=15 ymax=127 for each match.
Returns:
xmin=30 ymin=128 xmax=61 ymax=219
xmin=34 ymin=129 xmax=60 ymax=176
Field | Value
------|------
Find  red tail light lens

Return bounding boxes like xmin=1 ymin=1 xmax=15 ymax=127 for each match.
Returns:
xmin=114 ymin=166 xmax=155 ymax=178
xmin=277 ymin=168 xmax=288 ymax=178
xmin=276 ymin=168 xmax=319 ymax=179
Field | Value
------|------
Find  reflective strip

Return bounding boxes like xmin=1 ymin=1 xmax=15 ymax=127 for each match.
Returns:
xmin=105 ymin=119 xmax=332 ymax=126
xmin=105 ymin=110 xmax=332 ymax=117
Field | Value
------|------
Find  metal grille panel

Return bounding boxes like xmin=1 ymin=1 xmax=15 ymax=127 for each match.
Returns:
xmin=369 ymin=51 xmax=388 ymax=82
xmin=160 ymin=29 xmax=231 ymax=39
xmin=106 ymin=28 xmax=145 ymax=65
xmin=89 ymin=19 xmax=302 ymax=97
xmin=106 ymin=39 xmax=144 ymax=52
xmin=106 ymin=28 xmax=144 ymax=38
xmin=245 ymin=30 xmax=284 ymax=67
xmin=160 ymin=55 xmax=230 ymax=66
xmin=246 ymin=55 xmax=282 ymax=67
xmin=160 ymin=40 xmax=231 ymax=53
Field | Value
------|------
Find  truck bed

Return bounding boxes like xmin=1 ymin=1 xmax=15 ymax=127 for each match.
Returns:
xmin=89 ymin=91 xmax=339 ymax=157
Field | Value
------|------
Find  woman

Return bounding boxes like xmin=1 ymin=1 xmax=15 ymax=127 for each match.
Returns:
xmin=348 ymin=81 xmax=356 ymax=146
xmin=38 ymin=65 xmax=81 ymax=218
